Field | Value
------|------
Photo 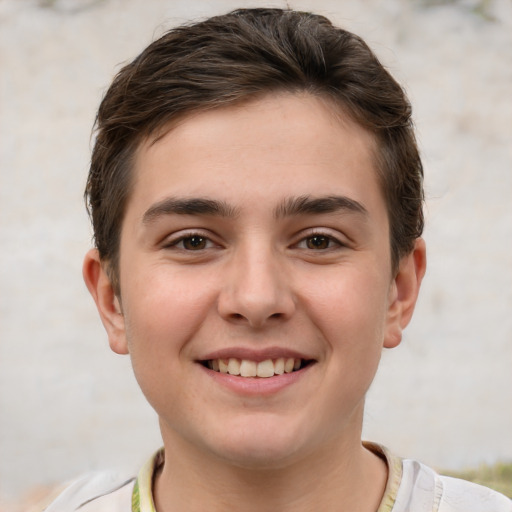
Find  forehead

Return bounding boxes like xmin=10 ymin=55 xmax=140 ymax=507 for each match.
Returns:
xmin=128 ymin=93 xmax=385 ymax=221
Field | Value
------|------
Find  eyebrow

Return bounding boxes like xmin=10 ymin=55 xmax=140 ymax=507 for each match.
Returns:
xmin=142 ymin=194 xmax=368 ymax=224
xmin=142 ymin=197 xmax=239 ymax=224
xmin=274 ymin=195 xmax=368 ymax=219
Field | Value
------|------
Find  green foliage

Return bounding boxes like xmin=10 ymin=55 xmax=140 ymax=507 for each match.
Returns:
xmin=416 ymin=0 xmax=496 ymax=21
xmin=38 ymin=0 xmax=105 ymax=13
xmin=443 ymin=462 xmax=512 ymax=498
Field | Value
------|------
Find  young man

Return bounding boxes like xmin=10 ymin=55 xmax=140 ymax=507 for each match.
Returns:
xmin=46 ymin=8 xmax=511 ymax=512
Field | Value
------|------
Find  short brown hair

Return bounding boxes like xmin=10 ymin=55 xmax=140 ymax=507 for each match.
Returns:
xmin=86 ymin=7 xmax=424 ymax=293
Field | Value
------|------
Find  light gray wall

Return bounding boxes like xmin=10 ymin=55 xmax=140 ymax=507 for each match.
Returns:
xmin=1 ymin=0 xmax=511 ymax=502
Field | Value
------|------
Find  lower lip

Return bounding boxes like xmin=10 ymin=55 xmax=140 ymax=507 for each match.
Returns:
xmin=199 ymin=363 xmax=313 ymax=396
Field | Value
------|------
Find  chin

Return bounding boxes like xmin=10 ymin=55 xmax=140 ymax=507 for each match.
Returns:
xmin=203 ymin=418 xmax=313 ymax=470
xmin=215 ymin=443 xmax=302 ymax=471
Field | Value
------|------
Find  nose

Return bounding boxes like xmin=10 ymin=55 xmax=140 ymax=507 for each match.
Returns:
xmin=217 ymin=244 xmax=296 ymax=328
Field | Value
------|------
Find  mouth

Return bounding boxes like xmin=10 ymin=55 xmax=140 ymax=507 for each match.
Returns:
xmin=200 ymin=358 xmax=314 ymax=378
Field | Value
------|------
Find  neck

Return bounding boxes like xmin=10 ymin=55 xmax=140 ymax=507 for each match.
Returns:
xmin=153 ymin=432 xmax=387 ymax=512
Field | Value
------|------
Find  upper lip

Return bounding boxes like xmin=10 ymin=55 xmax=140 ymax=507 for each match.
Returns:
xmin=199 ymin=347 xmax=315 ymax=363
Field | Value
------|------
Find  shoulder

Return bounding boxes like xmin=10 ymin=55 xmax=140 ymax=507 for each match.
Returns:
xmin=396 ymin=457 xmax=512 ymax=512
xmin=43 ymin=470 xmax=135 ymax=512
xmin=437 ymin=474 xmax=512 ymax=512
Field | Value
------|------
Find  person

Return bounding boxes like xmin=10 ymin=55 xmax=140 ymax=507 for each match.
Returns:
xmin=45 ymin=7 xmax=511 ymax=512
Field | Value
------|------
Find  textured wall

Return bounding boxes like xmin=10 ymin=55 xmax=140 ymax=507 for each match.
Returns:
xmin=1 ymin=0 xmax=511 ymax=505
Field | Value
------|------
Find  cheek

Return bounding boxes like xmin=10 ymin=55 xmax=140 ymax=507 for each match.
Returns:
xmin=119 ymin=271 xmax=215 ymax=416
xmin=301 ymin=266 xmax=390 ymax=339
xmin=120 ymin=267 xmax=217 ymax=359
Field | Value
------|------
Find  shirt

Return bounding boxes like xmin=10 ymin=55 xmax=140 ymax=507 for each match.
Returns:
xmin=44 ymin=444 xmax=512 ymax=512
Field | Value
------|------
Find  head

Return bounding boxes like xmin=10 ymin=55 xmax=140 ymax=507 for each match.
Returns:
xmin=85 ymin=7 xmax=424 ymax=295
xmin=83 ymin=8 xmax=427 ymax=470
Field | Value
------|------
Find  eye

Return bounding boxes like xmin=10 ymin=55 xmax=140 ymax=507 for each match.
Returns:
xmin=181 ymin=235 xmax=208 ymax=250
xmin=305 ymin=235 xmax=332 ymax=250
xmin=166 ymin=233 xmax=215 ymax=251
xmin=295 ymin=232 xmax=343 ymax=251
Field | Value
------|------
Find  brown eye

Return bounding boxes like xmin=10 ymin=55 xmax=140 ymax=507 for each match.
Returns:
xmin=182 ymin=235 xmax=208 ymax=250
xmin=306 ymin=235 xmax=331 ymax=250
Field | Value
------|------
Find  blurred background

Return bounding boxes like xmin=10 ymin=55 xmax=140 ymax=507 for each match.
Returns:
xmin=1 ymin=0 xmax=511 ymax=508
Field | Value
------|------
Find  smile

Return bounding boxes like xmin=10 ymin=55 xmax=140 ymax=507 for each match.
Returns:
xmin=203 ymin=358 xmax=312 ymax=378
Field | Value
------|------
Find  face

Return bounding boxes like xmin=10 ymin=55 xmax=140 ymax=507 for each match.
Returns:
xmin=85 ymin=93 xmax=425 ymax=469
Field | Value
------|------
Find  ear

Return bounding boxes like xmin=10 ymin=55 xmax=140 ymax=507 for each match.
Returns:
xmin=384 ymin=238 xmax=427 ymax=349
xmin=82 ymin=249 xmax=129 ymax=355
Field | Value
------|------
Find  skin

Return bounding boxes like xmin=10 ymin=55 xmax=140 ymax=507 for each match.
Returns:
xmin=84 ymin=93 xmax=426 ymax=511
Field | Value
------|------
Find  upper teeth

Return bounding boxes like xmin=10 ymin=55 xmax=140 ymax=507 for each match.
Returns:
xmin=208 ymin=357 xmax=302 ymax=378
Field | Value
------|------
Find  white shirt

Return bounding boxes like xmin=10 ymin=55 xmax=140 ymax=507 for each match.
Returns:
xmin=44 ymin=445 xmax=512 ymax=512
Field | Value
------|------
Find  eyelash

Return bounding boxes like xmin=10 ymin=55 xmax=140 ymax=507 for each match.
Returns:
xmin=163 ymin=230 xmax=344 ymax=252
xmin=294 ymin=231 xmax=344 ymax=251
xmin=164 ymin=231 xmax=217 ymax=251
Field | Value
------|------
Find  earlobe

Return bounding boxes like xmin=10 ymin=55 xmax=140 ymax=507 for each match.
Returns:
xmin=383 ymin=238 xmax=427 ymax=349
xmin=82 ymin=249 xmax=129 ymax=355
